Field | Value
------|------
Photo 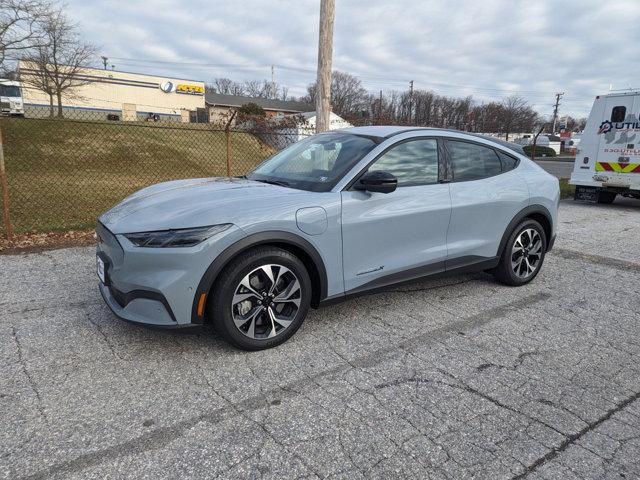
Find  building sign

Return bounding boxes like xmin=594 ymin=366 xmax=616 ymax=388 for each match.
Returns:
xmin=160 ymin=81 xmax=174 ymax=93
xmin=159 ymin=81 xmax=204 ymax=95
xmin=175 ymin=84 xmax=204 ymax=95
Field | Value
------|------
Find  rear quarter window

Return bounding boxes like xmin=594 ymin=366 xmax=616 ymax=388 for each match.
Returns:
xmin=497 ymin=151 xmax=519 ymax=172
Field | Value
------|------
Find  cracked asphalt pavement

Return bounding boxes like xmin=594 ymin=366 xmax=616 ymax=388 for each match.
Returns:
xmin=2 ymin=199 xmax=640 ymax=480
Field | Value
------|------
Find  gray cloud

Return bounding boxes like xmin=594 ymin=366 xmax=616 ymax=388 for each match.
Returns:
xmin=66 ymin=0 xmax=640 ymax=117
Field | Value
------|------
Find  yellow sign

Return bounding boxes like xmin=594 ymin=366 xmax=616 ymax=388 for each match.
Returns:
xmin=175 ymin=84 xmax=204 ymax=95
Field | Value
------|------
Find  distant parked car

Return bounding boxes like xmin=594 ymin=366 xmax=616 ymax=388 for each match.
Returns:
xmin=97 ymin=126 xmax=560 ymax=350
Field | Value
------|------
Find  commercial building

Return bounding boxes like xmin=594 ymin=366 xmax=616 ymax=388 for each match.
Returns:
xmin=18 ymin=61 xmax=206 ymax=121
xmin=266 ymin=111 xmax=352 ymax=149
xmin=205 ymin=92 xmax=311 ymax=124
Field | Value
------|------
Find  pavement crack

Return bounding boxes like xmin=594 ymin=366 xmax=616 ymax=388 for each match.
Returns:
xmin=536 ymin=398 xmax=590 ymax=425
xmin=550 ymin=248 xmax=640 ymax=273
xmin=10 ymin=325 xmax=49 ymax=426
xmin=436 ymin=369 xmax=569 ymax=439
xmin=514 ymin=349 xmax=539 ymax=368
xmin=374 ymin=376 xmax=431 ymax=390
xmin=511 ymin=389 xmax=640 ymax=479
xmin=84 ymin=311 xmax=121 ymax=360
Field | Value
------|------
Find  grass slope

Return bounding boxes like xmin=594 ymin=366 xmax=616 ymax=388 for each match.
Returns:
xmin=0 ymin=118 xmax=274 ymax=234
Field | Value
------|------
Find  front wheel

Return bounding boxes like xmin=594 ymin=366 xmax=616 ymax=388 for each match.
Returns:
xmin=493 ymin=219 xmax=547 ymax=286
xmin=210 ymin=247 xmax=311 ymax=350
xmin=597 ymin=191 xmax=617 ymax=204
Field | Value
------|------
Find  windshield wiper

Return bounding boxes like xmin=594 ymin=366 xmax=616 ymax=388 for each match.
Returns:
xmin=253 ymin=178 xmax=291 ymax=187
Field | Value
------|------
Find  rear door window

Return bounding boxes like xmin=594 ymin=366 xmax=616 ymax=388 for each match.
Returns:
xmin=446 ymin=140 xmax=502 ymax=181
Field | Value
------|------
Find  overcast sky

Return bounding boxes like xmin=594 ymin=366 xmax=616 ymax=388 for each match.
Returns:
xmin=65 ymin=0 xmax=640 ymax=118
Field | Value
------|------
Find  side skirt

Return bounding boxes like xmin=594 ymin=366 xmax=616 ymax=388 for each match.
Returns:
xmin=318 ymin=256 xmax=499 ymax=308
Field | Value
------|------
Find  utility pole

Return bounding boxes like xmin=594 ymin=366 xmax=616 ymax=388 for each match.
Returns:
xmin=101 ymin=56 xmax=108 ymax=70
xmin=378 ymin=89 xmax=383 ymax=125
xmin=551 ymin=92 xmax=564 ymax=134
xmin=315 ymin=0 xmax=335 ymax=133
xmin=408 ymin=80 xmax=414 ymax=125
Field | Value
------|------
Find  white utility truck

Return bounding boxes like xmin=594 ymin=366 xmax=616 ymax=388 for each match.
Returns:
xmin=0 ymin=79 xmax=24 ymax=116
xmin=570 ymin=90 xmax=640 ymax=203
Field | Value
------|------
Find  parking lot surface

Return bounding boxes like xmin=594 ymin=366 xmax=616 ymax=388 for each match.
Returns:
xmin=533 ymin=160 xmax=574 ymax=179
xmin=2 ymin=199 xmax=640 ymax=480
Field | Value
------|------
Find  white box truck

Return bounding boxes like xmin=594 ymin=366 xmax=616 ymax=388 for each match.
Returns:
xmin=0 ymin=79 xmax=24 ymax=116
xmin=570 ymin=91 xmax=640 ymax=203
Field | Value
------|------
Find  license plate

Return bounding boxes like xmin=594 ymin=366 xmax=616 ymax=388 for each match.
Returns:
xmin=96 ymin=255 xmax=106 ymax=284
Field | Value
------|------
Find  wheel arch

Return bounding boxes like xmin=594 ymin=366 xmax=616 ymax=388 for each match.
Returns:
xmin=191 ymin=231 xmax=328 ymax=324
xmin=497 ymin=205 xmax=553 ymax=258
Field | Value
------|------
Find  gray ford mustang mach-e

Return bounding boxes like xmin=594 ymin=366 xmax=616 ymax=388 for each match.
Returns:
xmin=97 ymin=126 xmax=559 ymax=350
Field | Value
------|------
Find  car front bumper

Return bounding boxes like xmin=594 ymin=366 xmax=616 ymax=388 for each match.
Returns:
xmin=99 ymin=281 xmax=198 ymax=329
xmin=96 ymin=222 xmax=246 ymax=327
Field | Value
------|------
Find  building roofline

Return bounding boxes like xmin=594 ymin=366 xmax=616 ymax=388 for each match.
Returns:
xmin=204 ymin=92 xmax=312 ymax=112
xmin=206 ymin=101 xmax=304 ymax=112
xmin=17 ymin=59 xmax=205 ymax=84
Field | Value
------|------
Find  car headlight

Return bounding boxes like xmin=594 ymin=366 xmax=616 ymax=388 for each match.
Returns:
xmin=124 ymin=224 xmax=232 ymax=248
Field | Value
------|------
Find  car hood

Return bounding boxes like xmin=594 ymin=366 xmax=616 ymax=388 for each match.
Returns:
xmin=99 ymin=177 xmax=306 ymax=234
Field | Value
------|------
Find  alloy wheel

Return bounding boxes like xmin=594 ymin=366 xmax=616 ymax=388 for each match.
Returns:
xmin=511 ymin=228 xmax=543 ymax=279
xmin=231 ymin=264 xmax=302 ymax=340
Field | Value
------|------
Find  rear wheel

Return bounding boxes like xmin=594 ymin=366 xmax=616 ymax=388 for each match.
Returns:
xmin=210 ymin=247 xmax=311 ymax=350
xmin=493 ymin=219 xmax=547 ymax=286
xmin=597 ymin=191 xmax=617 ymax=204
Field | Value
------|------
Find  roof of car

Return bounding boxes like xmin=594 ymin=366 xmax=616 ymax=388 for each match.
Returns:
xmin=339 ymin=126 xmax=525 ymax=155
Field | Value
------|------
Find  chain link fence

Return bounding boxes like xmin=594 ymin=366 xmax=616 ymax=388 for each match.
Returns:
xmin=0 ymin=109 xmax=306 ymax=237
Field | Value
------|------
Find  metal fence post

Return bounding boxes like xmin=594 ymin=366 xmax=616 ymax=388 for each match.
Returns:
xmin=0 ymin=123 xmax=13 ymax=239
xmin=224 ymin=111 xmax=237 ymax=177
xmin=225 ymin=128 xmax=232 ymax=177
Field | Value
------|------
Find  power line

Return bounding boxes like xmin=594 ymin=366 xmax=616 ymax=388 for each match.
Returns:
xmin=108 ymin=56 xmax=556 ymax=96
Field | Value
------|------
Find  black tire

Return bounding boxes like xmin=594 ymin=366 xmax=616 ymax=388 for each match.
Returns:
xmin=493 ymin=219 xmax=547 ymax=286
xmin=597 ymin=191 xmax=616 ymax=204
xmin=210 ymin=246 xmax=311 ymax=351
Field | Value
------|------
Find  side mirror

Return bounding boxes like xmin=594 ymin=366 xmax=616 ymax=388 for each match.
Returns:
xmin=355 ymin=170 xmax=398 ymax=194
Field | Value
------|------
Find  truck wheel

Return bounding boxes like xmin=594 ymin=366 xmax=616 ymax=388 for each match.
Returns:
xmin=597 ymin=192 xmax=616 ymax=204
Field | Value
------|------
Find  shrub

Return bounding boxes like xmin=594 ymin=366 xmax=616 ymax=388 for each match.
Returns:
xmin=523 ymin=145 xmax=556 ymax=157
xmin=237 ymin=102 xmax=266 ymax=117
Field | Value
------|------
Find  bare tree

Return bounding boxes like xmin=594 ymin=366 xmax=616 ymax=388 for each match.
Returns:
xmin=209 ymin=77 xmax=244 ymax=96
xmin=279 ymin=85 xmax=288 ymax=101
xmin=0 ymin=0 xmax=52 ymax=68
xmin=20 ymin=8 xmax=95 ymax=117
xmin=207 ymin=77 xmax=291 ymax=101
xmin=302 ymin=70 xmax=368 ymax=119
xmin=563 ymin=115 xmax=587 ymax=132
xmin=243 ymin=79 xmax=265 ymax=98
xmin=499 ymin=95 xmax=538 ymax=141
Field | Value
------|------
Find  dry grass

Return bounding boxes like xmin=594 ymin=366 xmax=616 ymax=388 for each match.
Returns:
xmin=0 ymin=118 xmax=275 ymax=235
xmin=559 ymin=178 xmax=575 ymax=199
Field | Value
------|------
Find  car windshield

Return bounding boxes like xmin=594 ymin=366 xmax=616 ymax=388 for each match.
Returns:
xmin=0 ymin=85 xmax=20 ymax=97
xmin=247 ymin=132 xmax=378 ymax=192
